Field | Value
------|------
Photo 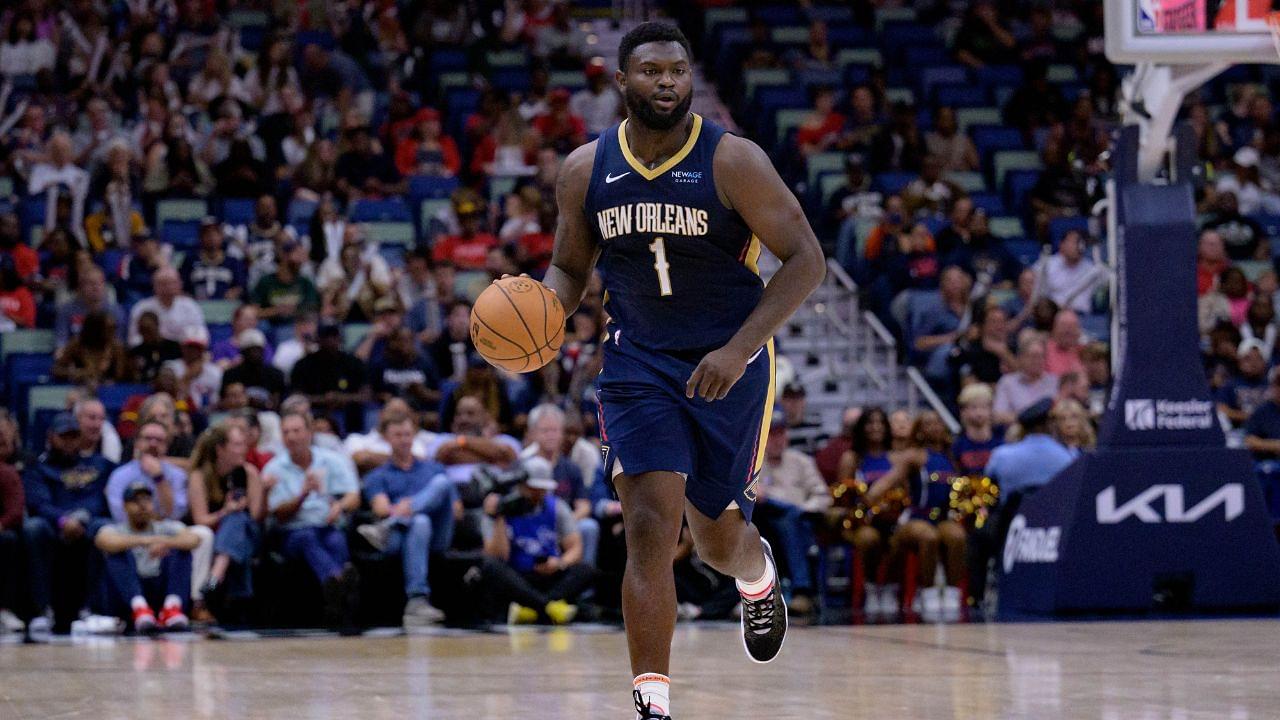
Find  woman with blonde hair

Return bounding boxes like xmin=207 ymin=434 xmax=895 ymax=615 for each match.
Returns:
xmin=187 ymin=422 xmax=265 ymax=607
xmin=1051 ymin=398 xmax=1096 ymax=450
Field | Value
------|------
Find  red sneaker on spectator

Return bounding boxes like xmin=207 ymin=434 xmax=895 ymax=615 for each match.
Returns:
xmin=133 ymin=607 xmax=158 ymax=633
xmin=159 ymin=606 xmax=189 ymax=631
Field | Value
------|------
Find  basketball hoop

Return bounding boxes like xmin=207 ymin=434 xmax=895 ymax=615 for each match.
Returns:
xmin=1269 ymin=12 xmax=1280 ymax=59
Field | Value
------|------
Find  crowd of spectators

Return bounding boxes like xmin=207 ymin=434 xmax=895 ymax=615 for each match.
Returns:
xmin=2 ymin=0 xmax=1279 ymax=636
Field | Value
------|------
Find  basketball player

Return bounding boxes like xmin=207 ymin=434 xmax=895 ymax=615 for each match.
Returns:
xmin=541 ymin=23 xmax=826 ymax=720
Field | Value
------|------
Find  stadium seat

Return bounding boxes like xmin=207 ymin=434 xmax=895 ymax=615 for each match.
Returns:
xmin=811 ymin=6 xmax=855 ymax=23
xmin=934 ymin=84 xmax=988 ymax=108
xmin=408 ymin=176 xmax=460 ymax=201
xmin=971 ymin=125 xmax=1026 ymax=156
xmin=430 ymin=49 xmax=468 ymax=73
xmin=27 ymin=385 xmax=74 ymax=424
xmin=286 ymin=198 xmax=318 ymax=226
xmin=490 ymin=69 xmax=531 ymax=92
xmin=421 ymin=199 xmax=451 ymax=236
xmin=843 ymin=63 xmax=873 ymax=87
xmin=1004 ymin=169 xmax=1043 ymax=214
xmin=969 ymin=192 xmax=1006 ymax=216
xmin=818 ymin=172 xmax=848 ymax=206
xmin=989 ymin=216 xmax=1027 ymax=239
xmin=875 ymin=6 xmax=918 ymax=30
xmin=1079 ymin=313 xmax=1110 ymax=343
xmin=5 ymin=353 xmax=53 ymax=403
xmin=974 ymin=65 xmax=1024 ymax=89
xmin=200 ymin=299 xmax=241 ymax=325
xmin=956 ymin=106 xmax=1002 ymax=132
xmin=98 ymin=383 xmax=149 ymax=417
xmin=775 ymin=108 xmax=811 ymax=146
xmin=825 ymin=25 xmax=871 ymax=49
xmin=796 ymin=68 xmax=842 ymax=89
xmin=744 ymin=68 xmax=791 ymax=102
xmin=1004 ymin=238 xmax=1043 ymax=267
xmin=1256 ymin=214 xmax=1280 ymax=241
xmin=160 ymin=220 xmax=201 ymax=249
xmin=156 ymin=198 xmax=209 ymax=228
xmin=1049 ymin=215 xmax=1092 ymax=247
xmin=350 ymin=199 xmax=412 ymax=223
xmin=770 ymin=26 xmax=809 ymax=45
xmin=437 ymin=72 xmax=471 ymax=92
xmin=1 ymin=328 xmax=55 ymax=361
xmin=907 ymin=47 xmax=951 ymax=69
xmin=703 ymin=6 xmax=747 ymax=35
xmin=0 ymin=176 xmax=12 ymax=197
xmin=220 ymin=198 xmax=256 ymax=225
xmin=1238 ymin=260 xmax=1270 ymax=282
xmin=835 ymin=48 xmax=882 ymax=68
xmin=993 ymin=150 xmax=1043 ymax=189
xmin=343 ymin=323 xmax=371 ymax=351
xmin=872 ymin=172 xmax=915 ymax=195
xmin=920 ymin=66 xmax=969 ymax=100
xmin=548 ymin=70 xmax=586 ymax=91
xmin=807 ymin=152 xmax=845 ymax=188
xmin=756 ymin=5 xmax=804 ymax=25
xmin=945 ymin=172 xmax=987 ymax=193
xmin=1047 ymin=64 xmax=1080 ymax=83
xmin=884 ymin=87 xmax=915 ymax=105
xmin=363 ymin=221 xmax=415 ymax=247
xmin=488 ymin=176 xmax=519 ymax=204
xmin=486 ymin=49 xmax=527 ymax=68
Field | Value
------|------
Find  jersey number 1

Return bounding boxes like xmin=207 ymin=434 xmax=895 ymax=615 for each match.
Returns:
xmin=649 ymin=236 xmax=673 ymax=296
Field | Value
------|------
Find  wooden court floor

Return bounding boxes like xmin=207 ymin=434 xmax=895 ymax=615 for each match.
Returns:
xmin=2 ymin=620 xmax=1278 ymax=719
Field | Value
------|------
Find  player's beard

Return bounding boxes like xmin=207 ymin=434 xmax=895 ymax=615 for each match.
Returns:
xmin=624 ymin=85 xmax=692 ymax=131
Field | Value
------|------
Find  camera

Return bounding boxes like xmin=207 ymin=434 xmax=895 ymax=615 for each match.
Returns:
xmin=460 ymin=465 xmax=528 ymax=510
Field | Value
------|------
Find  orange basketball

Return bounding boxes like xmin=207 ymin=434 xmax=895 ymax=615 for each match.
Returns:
xmin=470 ymin=276 xmax=566 ymax=373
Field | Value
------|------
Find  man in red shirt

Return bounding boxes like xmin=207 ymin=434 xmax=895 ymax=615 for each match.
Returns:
xmin=0 ymin=212 xmax=38 ymax=281
xmin=532 ymin=88 xmax=587 ymax=155
xmin=0 ymin=255 xmax=35 ymax=328
xmin=432 ymin=195 xmax=497 ymax=271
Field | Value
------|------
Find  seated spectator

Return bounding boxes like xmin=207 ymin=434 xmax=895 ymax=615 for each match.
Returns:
xmin=1240 ymin=295 xmax=1277 ymax=360
xmin=570 ymin=58 xmax=623 ymax=135
xmin=1037 ymin=230 xmax=1098 ymax=314
xmin=396 ymin=248 xmax=442 ymax=332
xmin=888 ymin=222 xmax=943 ymax=296
xmin=480 ymin=456 xmax=593 ymax=625
xmin=970 ymin=399 xmax=1077 ymax=604
xmin=778 ymin=383 xmax=823 ymax=448
xmin=913 ymin=266 xmax=974 ymax=379
xmin=273 ymin=313 xmax=319 ymax=377
xmin=359 ymin=413 xmax=457 ymax=626
xmin=56 ymin=266 xmax=126 ymax=345
xmin=1051 ymin=398 xmax=1096 ymax=451
xmin=1196 ymin=229 xmax=1229 ymax=296
xmin=787 ymin=19 xmax=834 ymax=71
xmin=944 ymin=208 xmax=1023 ymax=291
xmin=826 ymin=153 xmax=882 ymax=239
xmin=291 ymin=322 xmax=370 ymax=434
xmin=796 ymin=86 xmax=845 ymax=157
xmin=0 ymin=255 xmax=34 ymax=328
xmin=953 ymin=383 xmax=1004 ymax=475
xmin=431 ymin=300 xmax=480 ymax=382
xmin=28 ymin=132 xmax=90 ymax=246
xmin=94 ymin=483 xmax=199 ymax=632
xmin=165 ymin=326 xmax=223 ymax=411
xmin=52 ymin=310 xmax=133 ymax=386
xmin=187 ymin=423 xmax=265 ymax=610
xmin=221 ymin=329 xmax=286 ymax=411
xmin=335 ymin=124 xmax=405 ymax=202
xmin=498 ymin=185 xmax=544 ymax=246
xmin=1201 ymin=191 xmax=1266 ymax=262
xmin=317 ymin=226 xmax=395 ymax=323
xmin=1245 ymin=369 xmax=1280 ymax=460
xmin=394 ymin=107 xmax=460 ymax=178
xmin=861 ymin=195 xmax=913 ymax=267
xmin=224 ymin=410 xmax=275 ymax=472
xmin=370 ymin=326 xmax=441 ymax=412
xmin=431 ymin=393 xmax=521 ymax=485
xmin=954 ymin=0 xmax=1017 ymax=68
xmin=117 ymin=231 xmax=170 ymax=306
xmin=128 ymin=311 xmax=182 ymax=383
xmin=265 ymin=411 xmax=361 ymax=629
xmin=0 ymin=445 xmax=22 ymax=633
xmin=1030 ymin=141 xmax=1092 ymax=241
xmin=0 ymin=10 xmax=56 ymax=76
xmin=753 ymin=413 xmax=831 ymax=615
xmin=433 ymin=195 xmax=498 ymax=271
xmin=838 ymin=86 xmax=884 ymax=155
xmin=902 ymin=155 xmax=963 ymax=218
xmin=75 ymin=397 xmax=123 ymax=465
xmin=22 ymin=413 xmax=114 ymax=633
xmin=1219 ymin=338 xmax=1271 ymax=427
xmin=1217 ymin=147 xmax=1274 ymax=217
xmin=948 ymin=303 xmax=1014 ymax=386
xmin=1003 ymin=61 xmax=1068 ymax=137
xmin=532 ymin=88 xmax=587 ymax=156
xmin=1045 ymin=309 xmax=1085 ymax=376
xmin=869 ymin=102 xmax=924 ymax=174
xmin=0 ymin=212 xmax=38 ymax=282
xmin=1057 ymin=370 xmax=1092 ymax=408
xmin=993 ymin=331 xmax=1059 ymax=426
xmin=1081 ymin=342 xmax=1112 ymax=417
xmin=211 ymin=304 xmax=274 ymax=369
xmin=181 ymin=218 xmax=247 ymax=301
xmin=1203 ymin=266 xmax=1252 ymax=328
xmin=344 ymin=400 xmax=437 ymax=474
xmin=521 ymin=404 xmax=597 ymax=566
xmin=214 ymin=137 xmax=271 ymax=199
xmin=227 ymin=195 xmax=297 ymax=289
xmin=251 ymin=239 xmax=321 ymax=327
xmin=925 ymin=107 xmax=980 ymax=173
xmin=127 ymin=266 xmax=206 ymax=346
xmin=814 ymin=407 xmax=859 ymax=485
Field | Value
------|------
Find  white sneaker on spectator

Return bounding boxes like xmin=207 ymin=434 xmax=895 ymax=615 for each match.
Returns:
xmin=0 ymin=609 xmax=22 ymax=633
xmin=28 ymin=611 xmax=53 ymax=636
xmin=879 ymin=584 xmax=900 ymax=616
xmin=921 ymin=587 xmax=944 ymax=622
xmin=942 ymin=586 xmax=963 ymax=622
xmin=677 ymin=602 xmax=703 ymax=622
xmin=403 ymin=596 xmax=445 ymax=626
xmin=863 ymin=584 xmax=884 ymax=616
xmin=358 ymin=522 xmax=391 ymax=552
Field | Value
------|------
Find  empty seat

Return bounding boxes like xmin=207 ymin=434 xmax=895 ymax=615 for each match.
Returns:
xmin=350 ymin=199 xmax=413 ymax=223
xmin=934 ymin=84 xmax=988 ymax=108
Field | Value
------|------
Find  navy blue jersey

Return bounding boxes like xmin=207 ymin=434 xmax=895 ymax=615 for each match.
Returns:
xmin=583 ymin=114 xmax=763 ymax=351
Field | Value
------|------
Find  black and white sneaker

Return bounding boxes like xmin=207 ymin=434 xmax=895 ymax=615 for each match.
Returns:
xmin=740 ymin=538 xmax=788 ymax=664
xmin=633 ymin=690 xmax=672 ymax=719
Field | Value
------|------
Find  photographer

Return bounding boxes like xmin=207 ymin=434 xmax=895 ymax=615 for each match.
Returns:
xmin=479 ymin=457 xmax=593 ymax=625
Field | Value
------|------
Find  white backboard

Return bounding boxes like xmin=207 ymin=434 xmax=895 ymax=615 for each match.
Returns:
xmin=1105 ymin=0 xmax=1279 ymax=64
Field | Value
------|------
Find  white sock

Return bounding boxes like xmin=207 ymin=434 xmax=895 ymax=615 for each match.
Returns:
xmin=633 ymin=673 xmax=670 ymax=718
xmin=736 ymin=550 xmax=776 ymax=599
xmin=130 ymin=596 xmax=149 ymax=611
xmin=163 ymin=595 xmax=182 ymax=610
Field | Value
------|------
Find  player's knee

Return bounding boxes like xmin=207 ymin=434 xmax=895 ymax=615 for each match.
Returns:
xmin=852 ymin=526 xmax=880 ymax=553
xmin=693 ymin=534 xmax=741 ymax=573
xmin=939 ymin=522 xmax=966 ymax=547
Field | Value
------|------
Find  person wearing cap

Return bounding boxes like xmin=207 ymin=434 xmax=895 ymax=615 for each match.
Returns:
xmin=571 ymin=57 xmax=623 ymax=135
xmin=952 ymin=383 xmax=1004 ymax=475
xmin=1218 ymin=337 xmax=1272 ymax=427
xmin=22 ymin=412 xmax=115 ymax=633
xmin=251 ymin=237 xmax=321 ymax=327
xmin=360 ymin=412 xmax=456 ymax=625
xmin=290 ymin=321 xmax=370 ymax=434
xmin=1201 ymin=190 xmax=1267 ymax=262
xmin=778 ymin=382 xmax=821 ymax=450
xmin=210 ymin=304 xmax=275 ymax=369
xmin=94 ymin=482 xmax=201 ymax=632
xmin=221 ymin=328 xmax=286 ymax=411
xmin=531 ymin=87 xmax=587 ymax=155
xmin=1216 ymin=146 xmax=1267 ymax=217
xmin=353 ymin=294 xmax=408 ymax=365
xmin=970 ymin=397 xmax=1078 ymax=606
xmin=265 ymin=409 xmax=362 ymax=628
xmin=432 ymin=195 xmax=498 ymax=271
xmin=126 ymin=265 xmax=206 ymax=346
xmin=751 ymin=411 xmax=830 ymax=615
xmin=520 ymin=404 xmax=597 ymax=566
xmin=180 ymin=217 xmax=247 ymax=301
xmin=992 ymin=331 xmax=1059 ymax=427
xmin=480 ymin=455 xmax=594 ymax=625
xmin=164 ymin=325 xmax=224 ymax=411
xmin=394 ymin=107 xmax=460 ymax=178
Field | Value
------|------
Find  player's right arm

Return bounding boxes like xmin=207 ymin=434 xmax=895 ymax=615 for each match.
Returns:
xmin=542 ymin=141 xmax=600 ymax=316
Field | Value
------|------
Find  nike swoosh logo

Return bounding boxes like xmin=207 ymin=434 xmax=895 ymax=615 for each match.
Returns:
xmin=605 ymin=172 xmax=631 ymax=184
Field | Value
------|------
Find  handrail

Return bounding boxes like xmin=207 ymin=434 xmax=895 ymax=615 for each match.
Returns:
xmin=861 ymin=310 xmax=896 ymax=347
xmin=906 ymin=366 xmax=961 ymax=434
xmin=826 ymin=258 xmax=857 ymax=292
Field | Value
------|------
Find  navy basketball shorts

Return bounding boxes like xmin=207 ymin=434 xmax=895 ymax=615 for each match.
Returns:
xmin=596 ymin=330 xmax=775 ymax=522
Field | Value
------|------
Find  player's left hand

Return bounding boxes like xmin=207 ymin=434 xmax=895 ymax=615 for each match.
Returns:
xmin=686 ymin=346 xmax=750 ymax=401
